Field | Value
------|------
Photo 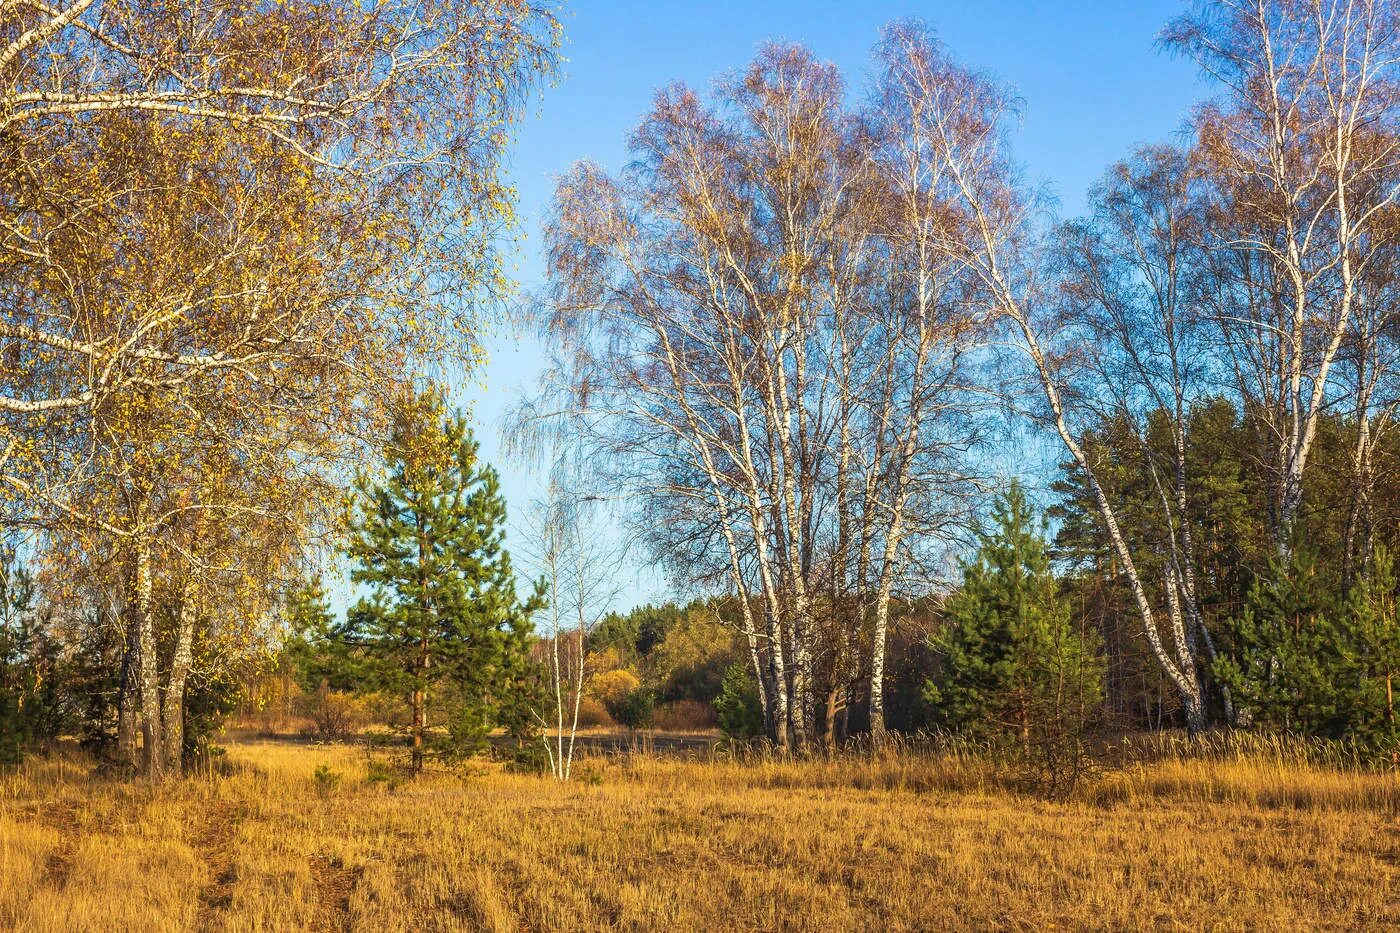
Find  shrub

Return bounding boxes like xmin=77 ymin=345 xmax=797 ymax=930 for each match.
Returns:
xmin=607 ymin=687 xmax=653 ymax=732
xmin=589 ymin=668 xmax=640 ymax=708
xmin=653 ymin=699 xmax=717 ymax=731
xmin=715 ymin=663 xmax=765 ymax=739
xmin=498 ymin=741 xmax=552 ymax=774
xmin=301 ymin=684 xmax=365 ymax=741
xmin=573 ymin=696 xmax=614 ymax=729
xmin=0 ymin=688 xmax=25 ymax=768
xmin=364 ymin=758 xmax=404 ymax=791
xmin=312 ymin=763 xmax=343 ymax=797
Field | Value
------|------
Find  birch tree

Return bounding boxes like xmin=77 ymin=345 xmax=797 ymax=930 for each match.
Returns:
xmin=0 ymin=0 xmax=560 ymax=778
xmin=537 ymin=40 xmax=983 ymax=747
xmin=869 ymin=21 xmax=1215 ymax=731
xmin=521 ymin=487 xmax=620 ymax=780
xmin=1053 ymin=146 xmax=1230 ymax=722
xmin=1165 ymin=0 xmax=1400 ymax=557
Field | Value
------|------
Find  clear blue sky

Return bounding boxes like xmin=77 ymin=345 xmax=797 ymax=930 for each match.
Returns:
xmin=461 ymin=0 xmax=1207 ymax=611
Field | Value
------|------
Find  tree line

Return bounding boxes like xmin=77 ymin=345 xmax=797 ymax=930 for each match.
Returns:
xmin=528 ymin=2 xmax=1400 ymax=754
xmin=2 ymin=0 xmax=1399 ymax=777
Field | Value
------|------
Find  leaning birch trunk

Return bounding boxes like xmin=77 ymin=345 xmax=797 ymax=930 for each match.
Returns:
xmin=547 ymin=536 xmax=564 ymax=779
xmin=532 ymin=517 xmax=563 ymax=779
xmin=867 ymin=497 xmax=908 ymax=742
xmin=1343 ymin=361 xmax=1377 ymax=582
xmin=654 ymin=324 xmax=781 ymax=745
xmin=779 ymin=342 xmax=818 ymax=746
xmin=867 ymin=575 xmax=894 ymax=743
xmin=552 ymin=614 xmax=565 ymax=780
xmin=762 ymin=351 xmax=812 ymax=746
xmin=867 ymin=509 xmax=910 ymax=742
xmin=719 ymin=531 xmax=772 ymax=737
xmin=563 ymin=520 xmax=592 ymax=781
xmin=953 ymin=157 xmax=1208 ymax=725
xmin=909 ymin=50 xmax=1210 ymax=727
xmin=1171 ymin=426 xmax=1231 ymax=724
xmin=565 ymin=625 xmax=585 ymax=781
xmin=827 ymin=328 xmax=858 ymax=748
xmin=863 ymin=367 xmax=899 ymax=744
xmin=737 ymin=436 xmax=791 ymax=749
xmin=732 ymin=367 xmax=793 ymax=749
xmin=704 ymin=462 xmax=777 ymax=739
xmin=1013 ymin=305 xmax=1207 ymax=731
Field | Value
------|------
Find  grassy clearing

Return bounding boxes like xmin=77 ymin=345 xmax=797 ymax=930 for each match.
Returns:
xmin=1 ymin=739 xmax=1396 ymax=931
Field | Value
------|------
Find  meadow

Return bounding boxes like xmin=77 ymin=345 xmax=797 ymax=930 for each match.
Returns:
xmin=0 ymin=737 xmax=1395 ymax=932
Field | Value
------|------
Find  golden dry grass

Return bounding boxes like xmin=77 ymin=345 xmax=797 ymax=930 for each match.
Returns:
xmin=1 ymin=739 xmax=1396 ymax=931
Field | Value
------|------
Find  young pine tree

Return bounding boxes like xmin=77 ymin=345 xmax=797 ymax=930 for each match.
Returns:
xmin=1216 ymin=547 xmax=1400 ymax=756
xmin=283 ymin=577 xmax=351 ymax=691
xmin=281 ymin=577 xmax=361 ymax=740
xmin=1346 ymin=549 xmax=1400 ymax=754
xmin=338 ymin=389 xmax=544 ymax=772
xmin=0 ymin=551 xmax=65 ymax=765
xmin=924 ymin=484 xmax=1104 ymax=788
xmin=715 ymin=662 xmax=764 ymax=739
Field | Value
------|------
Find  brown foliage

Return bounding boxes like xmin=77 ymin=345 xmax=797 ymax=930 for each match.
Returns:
xmin=652 ymin=700 xmax=718 ymax=732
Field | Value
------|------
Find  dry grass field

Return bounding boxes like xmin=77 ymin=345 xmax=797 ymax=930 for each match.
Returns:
xmin=1 ymin=738 xmax=1396 ymax=932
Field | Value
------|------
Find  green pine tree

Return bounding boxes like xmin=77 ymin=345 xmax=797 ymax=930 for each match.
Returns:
xmin=1216 ymin=547 xmax=1400 ymax=756
xmin=924 ymin=484 xmax=1104 ymax=788
xmin=284 ymin=576 xmax=353 ymax=693
xmin=0 ymin=550 xmax=65 ymax=766
xmin=1213 ymin=550 xmax=1344 ymax=739
xmin=334 ymin=388 xmax=544 ymax=772
xmin=1345 ymin=548 xmax=1400 ymax=753
xmin=715 ymin=662 xmax=764 ymax=739
xmin=286 ymin=576 xmax=334 ymax=639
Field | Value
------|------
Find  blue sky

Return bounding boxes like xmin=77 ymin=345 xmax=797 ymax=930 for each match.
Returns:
xmin=461 ymin=0 xmax=1209 ymax=610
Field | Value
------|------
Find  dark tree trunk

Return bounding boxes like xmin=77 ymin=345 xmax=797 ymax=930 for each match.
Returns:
xmin=132 ymin=534 xmax=164 ymax=779
xmin=116 ymin=608 xmax=140 ymax=769
xmin=162 ymin=579 xmax=197 ymax=776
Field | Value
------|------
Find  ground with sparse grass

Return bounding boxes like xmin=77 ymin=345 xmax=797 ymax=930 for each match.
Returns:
xmin=1 ymin=738 xmax=1396 ymax=931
